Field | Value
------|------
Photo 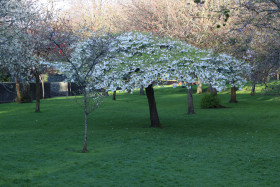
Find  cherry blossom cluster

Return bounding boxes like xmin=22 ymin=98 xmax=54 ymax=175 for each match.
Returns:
xmin=55 ymin=32 xmax=251 ymax=92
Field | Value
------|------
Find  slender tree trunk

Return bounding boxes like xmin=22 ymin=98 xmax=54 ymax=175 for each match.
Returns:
xmin=196 ymin=81 xmax=203 ymax=94
xmin=113 ymin=91 xmax=116 ymax=100
xmin=35 ymin=73 xmax=40 ymax=112
xmin=229 ymin=86 xmax=238 ymax=103
xmin=15 ymin=77 xmax=32 ymax=103
xmin=82 ymin=90 xmax=88 ymax=153
xmin=15 ymin=77 xmax=23 ymax=103
xmin=187 ymin=83 xmax=195 ymax=114
xmin=140 ymin=85 xmax=145 ymax=95
xmin=251 ymin=81 xmax=256 ymax=96
xmin=40 ymin=75 xmax=45 ymax=99
xmin=277 ymin=73 xmax=279 ymax=81
xmin=145 ymin=84 xmax=161 ymax=128
xmin=24 ymin=83 xmax=31 ymax=103
xmin=68 ymin=82 xmax=72 ymax=96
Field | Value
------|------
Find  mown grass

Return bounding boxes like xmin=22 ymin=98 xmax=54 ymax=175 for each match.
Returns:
xmin=0 ymin=85 xmax=280 ymax=186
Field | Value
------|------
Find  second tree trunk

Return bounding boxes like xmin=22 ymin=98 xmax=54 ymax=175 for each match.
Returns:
xmin=35 ymin=73 xmax=40 ymax=112
xmin=229 ymin=86 xmax=238 ymax=103
xmin=140 ymin=85 xmax=145 ymax=95
xmin=188 ymin=83 xmax=195 ymax=114
xmin=112 ymin=91 xmax=116 ymax=100
xmin=145 ymin=84 xmax=161 ymax=128
xmin=15 ymin=77 xmax=23 ymax=103
xmin=82 ymin=90 xmax=88 ymax=153
xmin=251 ymin=81 xmax=256 ymax=96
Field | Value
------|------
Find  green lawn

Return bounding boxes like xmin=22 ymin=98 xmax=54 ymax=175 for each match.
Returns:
xmin=0 ymin=86 xmax=280 ymax=186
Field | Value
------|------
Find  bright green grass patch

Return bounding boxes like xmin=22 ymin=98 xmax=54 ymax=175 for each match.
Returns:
xmin=0 ymin=86 xmax=280 ymax=186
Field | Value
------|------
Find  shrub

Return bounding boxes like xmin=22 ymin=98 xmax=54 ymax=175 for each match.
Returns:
xmin=263 ymin=81 xmax=280 ymax=96
xmin=200 ymin=92 xmax=220 ymax=109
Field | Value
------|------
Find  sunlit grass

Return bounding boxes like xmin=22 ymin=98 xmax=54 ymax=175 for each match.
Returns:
xmin=0 ymin=85 xmax=280 ymax=186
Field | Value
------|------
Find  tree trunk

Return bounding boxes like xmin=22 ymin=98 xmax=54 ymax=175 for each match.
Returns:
xmin=68 ymin=82 xmax=72 ymax=96
xmin=140 ymin=85 xmax=145 ymax=95
xmin=229 ymin=86 xmax=238 ymax=103
xmin=251 ymin=81 xmax=256 ymax=96
xmin=188 ymin=83 xmax=195 ymax=114
xmin=24 ymin=83 xmax=31 ymax=103
xmin=82 ymin=90 xmax=88 ymax=153
xmin=35 ymin=73 xmax=40 ymax=112
xmin=15 ymin=78 xmax=32 ymax=103
xmin=208 ymin=84 xmax=217 ymax=95
xmin=145 ymin=84 xmax=161 ymax=128
xmin=196 ymin=82 xmax=203 ymax=94
xmin=15 ymin=77 xmax=23 ymax=103
xmin=277 ymin=73 xmax=279 ymax=81
xmin=113 ymin=91 xmax=116 ymax=100
xmin=40 ymin=75 xmax=45 ymax=99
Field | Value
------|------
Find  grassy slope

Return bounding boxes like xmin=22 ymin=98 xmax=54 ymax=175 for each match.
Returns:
xmin=0 ymin=86 xmax=280 ymax=186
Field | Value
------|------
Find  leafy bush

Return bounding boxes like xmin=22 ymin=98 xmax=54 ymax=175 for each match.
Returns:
xmin=200 ymin=92 xmax=220 ymax=109
xmin=263 ymin=81 xmax=280 ymax=96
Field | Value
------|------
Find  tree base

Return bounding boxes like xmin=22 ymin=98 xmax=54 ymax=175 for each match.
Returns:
xmin=201 ymin=105 xmax=229 ymax=109
xmin=229 ymin=100 xmax=238 ymax=103
xmin=17 ymin=95 xmax=32 ymax=103
xmin=150 ymin=125 xmax=163 ymax=129
xmin=145 ymin=84 xmax=161 ymax=128
xmin=150 ymin=123 xmax=162 ymax=128
xmin=82 ymin=147 xmax=87 ymax=153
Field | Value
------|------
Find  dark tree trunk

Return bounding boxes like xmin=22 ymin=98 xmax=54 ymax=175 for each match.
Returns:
xmin=35 ymin=73 xmax=40 ymax=112
xmin=140 ymin=85 xmax=145 ymax=95
xmin=145 ymin=84 xmax=161 ymax=128
xmin=82 ymin=90 xmax=88 ymax=153
xmin=187 ymin=83 xmax=195 ymax=114
xmin=229 ymin=86 xmax=238 ymax=103
xmin=15 ymin=77 xmax=23 ymax=103
xmin=68 ymin=82 xmax=72 ymax=96
xmin=23 ymin=83 xmax=31 ymax=103
xmin=112 ymin=91 xmax=116 ymax=100
xmin=251 ymin=81 xmax=256 ymax=96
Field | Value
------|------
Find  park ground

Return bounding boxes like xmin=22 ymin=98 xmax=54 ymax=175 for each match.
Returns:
xmin=0 ymin=85 xmax=280 ymax=186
